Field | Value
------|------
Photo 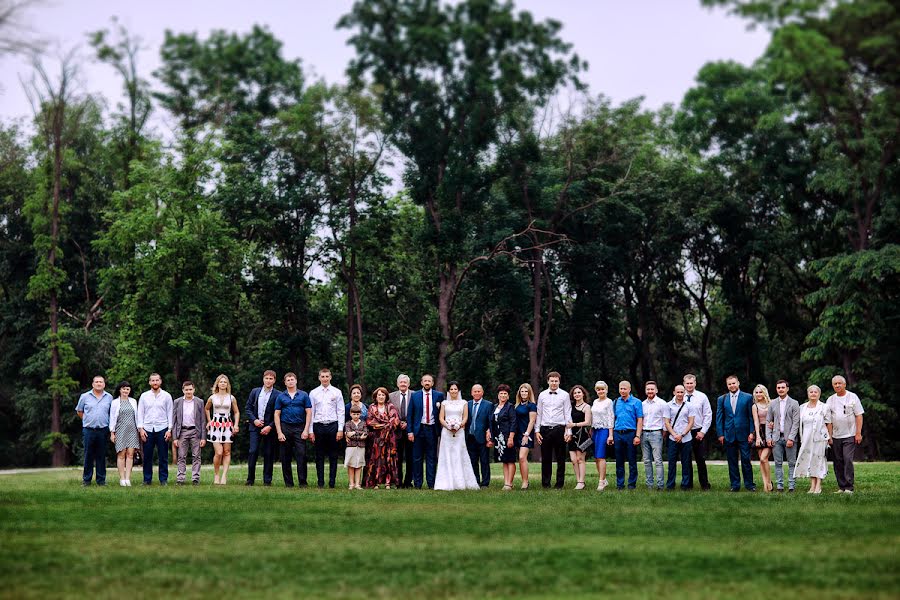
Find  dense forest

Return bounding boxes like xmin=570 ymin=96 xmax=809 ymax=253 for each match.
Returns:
xmin=0 ymin=0 xmax=897 ymax=467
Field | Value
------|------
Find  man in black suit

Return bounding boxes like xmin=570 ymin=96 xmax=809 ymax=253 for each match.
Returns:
xmin=245 ymin=370 xmax=279 ymax=486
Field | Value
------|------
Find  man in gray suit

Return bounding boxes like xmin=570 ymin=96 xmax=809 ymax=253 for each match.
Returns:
xmin=767 ymin=379 xmax=800 ymax=492
xmin=389 ymin=374 xmax=414 ymax=488
xmin=172 ymin=381 xmax=208 ymax=485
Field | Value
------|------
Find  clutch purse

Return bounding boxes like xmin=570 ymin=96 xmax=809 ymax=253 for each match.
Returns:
xmin=576 ymin=430 xmax=594 ymax=453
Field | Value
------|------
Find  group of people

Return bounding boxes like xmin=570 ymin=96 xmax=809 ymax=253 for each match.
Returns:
xmin=76 ymin=368 xmax=865 ymax=494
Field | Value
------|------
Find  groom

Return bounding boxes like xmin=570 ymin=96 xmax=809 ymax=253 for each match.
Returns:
xmin=408 ymin=374 xmax=444 ymax=489
xmin=466 ymin=384 xmax=493 ymax=487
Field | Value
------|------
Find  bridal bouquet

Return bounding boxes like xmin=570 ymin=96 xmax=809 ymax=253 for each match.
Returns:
xmin=446 ymin=417 xmax=462 ymax=437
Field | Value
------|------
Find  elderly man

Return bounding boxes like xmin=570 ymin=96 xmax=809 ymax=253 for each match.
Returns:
xmin=825 ymin=375 xmax=864 ymax=494
xmin=389 ymin=374 xmax=415 ymax=487
xmin=467 ymin=384 xmax=494 ymax=487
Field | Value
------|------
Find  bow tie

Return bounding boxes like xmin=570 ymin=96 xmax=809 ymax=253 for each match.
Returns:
xmin=549 ymin=391 xmax=557 ymax=395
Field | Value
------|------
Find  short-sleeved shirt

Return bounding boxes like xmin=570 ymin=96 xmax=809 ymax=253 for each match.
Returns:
xmin=275 ymin=390 xmax=311 ymax=425
xmin=614 ymin=395 xmax=643 ymax=431
xmin=515 ymin=401 xmax=537 ymax=434
xmin=666 ymin=400 xmax=695 ymax=442
xmin=75 ymin=390 xmax=113 ymax=428
xmin=825 ymin=391 xmax=864 ymax=439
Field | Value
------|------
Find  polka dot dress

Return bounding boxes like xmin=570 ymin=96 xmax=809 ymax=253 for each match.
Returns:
xmin=208 ymin=394 xmax=234 ymax=444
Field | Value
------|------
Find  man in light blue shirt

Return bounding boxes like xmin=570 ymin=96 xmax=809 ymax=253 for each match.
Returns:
xmin=75 ymin=375 xmax=113 ymax=486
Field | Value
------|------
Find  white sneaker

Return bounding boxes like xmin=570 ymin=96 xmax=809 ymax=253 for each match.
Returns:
xmin=125 ymin=479 xmax=131 ymax=486
xmin=833 ymin=490 xmax=845 ymax=494
xmin=844 ymin=490 xmax=854 ymax=495
xmin=119 ymin=479 xmax=127 ymax=487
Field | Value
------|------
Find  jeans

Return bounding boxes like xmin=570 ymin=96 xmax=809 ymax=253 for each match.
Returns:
xmin=176 ymin=427 xmax=202 ymax=483
xmin=832 ymin=437 xmax=856 ymax=491
xmin=247 ymin=427 xmax=276 ymax=485
xmin=613 ymin=429 xmax=638 ymax=488
xmin=666 ymin=438 xmax=693 ymax=490
xmin=771 ymin=435 xmax=797 ymax=490
xmin=724 ymin=439 xmax=755 ymax=490
xmin=641 ymin=430 xmax=664 ymax=489
xmin=82 ymin=427 xmax=108 ymax=485
xmin=142 ymin=428 xmax=169 ymax=484
xmin=313 ymin=421 xmax=340 ymax=488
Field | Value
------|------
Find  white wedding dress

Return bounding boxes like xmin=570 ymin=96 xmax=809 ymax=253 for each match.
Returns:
xmin=434 ymin=399 xmax=480 ymax=490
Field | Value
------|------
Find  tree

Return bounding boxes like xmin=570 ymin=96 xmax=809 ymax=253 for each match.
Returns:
xmin=339 ymin=0 xmax=583 ymax=388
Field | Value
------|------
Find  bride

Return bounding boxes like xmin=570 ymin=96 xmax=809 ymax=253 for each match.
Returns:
xmin=434 ymin=381 xmax=480 ymax=490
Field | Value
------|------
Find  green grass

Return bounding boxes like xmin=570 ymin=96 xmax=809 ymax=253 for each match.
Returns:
xmin=1 ymin=463 xmax=899 ymax=599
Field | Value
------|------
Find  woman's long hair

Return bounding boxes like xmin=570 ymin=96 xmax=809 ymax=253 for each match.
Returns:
xmin=516 ymin=383 xmax=535 ymax=406
xmin=211 ymin=374 xmax=232 ymax=396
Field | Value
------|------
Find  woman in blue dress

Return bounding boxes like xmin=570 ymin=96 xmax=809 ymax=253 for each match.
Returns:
xmin=492 ymin=384 xmax=518 ymax=490
xmin=514 ymin=383 xmax=537 ymax=490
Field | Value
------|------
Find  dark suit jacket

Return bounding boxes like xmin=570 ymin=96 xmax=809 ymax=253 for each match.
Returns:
xmin=172 ymin=396 xmax=208 ymax=440
xmin=490 ymin=402 xmax=517 ymax=444
xmin=716 ymin=390 xmax=754 ymax=443
xmin=467 ymin=399 xmax=494 ymax=442
xmin=245 ymin=387 xmax=279 ymax=432
xmin=408 ymin=389 xmax=444 ymax=437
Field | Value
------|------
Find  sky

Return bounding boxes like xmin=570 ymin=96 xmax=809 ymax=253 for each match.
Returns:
xmin=0 ymin=0 xmax=771 ymax=130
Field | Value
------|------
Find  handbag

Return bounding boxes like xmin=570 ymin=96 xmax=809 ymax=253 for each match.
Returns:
xmin=576 ymin=428 xmax=593 ymax=453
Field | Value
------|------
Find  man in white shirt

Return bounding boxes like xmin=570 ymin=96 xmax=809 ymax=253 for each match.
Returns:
xmin=683 ymin=374 xmax=712 ymax=490
xmin=136 ymin=373 xmax=174 ymax=486
xmin=309 ymin=368 xmax=345 ymax=489
xmin=664 ymin=385 xmax=696 ymax=490
xmin=825 ymin=375 xmax=865 ymax=494
xmin=641 ymin=381 xmax=667 ymax=490
xmin=536 ymin=371 xmax=570 ymax=489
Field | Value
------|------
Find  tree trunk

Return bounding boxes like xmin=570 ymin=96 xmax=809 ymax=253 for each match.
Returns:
xmin=436 ymin=266 xmax=456 ymax=391
xmin=49 ymin=129 xmax=65 ymax=467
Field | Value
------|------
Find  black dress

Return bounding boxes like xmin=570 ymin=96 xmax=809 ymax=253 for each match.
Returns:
xmin=568 ymin=403 xmax=590 ymax=452
xmin=492 ymin=403 xmax=518 ymax=463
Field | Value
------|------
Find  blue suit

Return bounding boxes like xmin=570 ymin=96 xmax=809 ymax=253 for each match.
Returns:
xmin=717 ymin=390 xmax=756 ymax=491
xmin=245 ymin=386 xmax=279 ymax=485
xmin=408 ymin=388 xmax=444 ymax=489
xmin=467 ymin=399 xmax=494 ymax=487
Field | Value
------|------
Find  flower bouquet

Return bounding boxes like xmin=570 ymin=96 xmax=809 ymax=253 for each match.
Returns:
xmin=446 ymin=417 xmax=462 ymax=437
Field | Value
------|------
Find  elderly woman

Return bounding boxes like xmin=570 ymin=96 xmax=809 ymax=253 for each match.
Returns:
xmin=492 ymin=384 xmax=518 ymax=490
xmin=752 ymin=384 xmax=773 ymax=492
xmin=365 ymin=387 xmax=400 ymax=489
xmin=795 ymin=385 xmax=830 ymax=494
xmin=345 ymin=383 xmax=369 ymax=422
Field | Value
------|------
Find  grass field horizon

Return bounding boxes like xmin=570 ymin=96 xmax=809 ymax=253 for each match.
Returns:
xmin=2 ymin=463 xmax=899 ymax=599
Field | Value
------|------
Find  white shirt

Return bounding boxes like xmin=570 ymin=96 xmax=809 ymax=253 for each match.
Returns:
xmin=730 ymin=392 xmax=739 ymax=414
xmin=182 ymin=398 xmax=197 ymax=428
xmin=536 ymin=388 xmax=570 ymax=429
xmin=137 ymin=389 xmax=173 ymax=432
xmin=825 ymin=391 xmax=864 ymax=439
xmin=682 ymin=390 xmax=712 ymax=434
xmin=470 ymin=400 xmax=485 ymax=434
xmin=641 ymin=397 xmax=667 ymax=430
xmin=309 ymin=385 xmax=345 ymax=425
xmin=665 ymin=399 xmax=695 ymax=442
xmin=421 ymin=389 xmax=435 ymax=425
xmin=591 ymin=399 xmax=614 ymax=429
xmin=778 ymin=397 xmax=788 ymax=433
xmin=258 ymin=387 xmax=274 ymax=422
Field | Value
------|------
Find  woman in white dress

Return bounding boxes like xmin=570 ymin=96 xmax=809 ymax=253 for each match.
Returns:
xmin=795 ymin=384 xmax=830 ymax=494
xmin=434 ymin=381 xmax=479 ymax=490
xmin=205 ymin=374 xmax=240 ymax=485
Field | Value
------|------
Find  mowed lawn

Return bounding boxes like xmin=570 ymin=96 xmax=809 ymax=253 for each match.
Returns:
xmin=1 ymin=463 xmax=899 ymax=599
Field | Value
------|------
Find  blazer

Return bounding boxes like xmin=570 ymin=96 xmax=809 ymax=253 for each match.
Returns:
xmin=388 ymin=389 xmax=412 ymax=422
xmin=245 ymin=386 xmax=279 ymax=431
xmin=109 ymin=397 xmax=138 ymax=433
xmin=407 ymin=389 xmax=444 ymax=437
xmin=490 ymin=402 xmax=517 ymax=443
xmin=716 ymin=390 xmax=754 ymax=443
xmin=171 ymin=397 xmax=208 ymax=440
xmin=467 ymin=399 xmax=494 ymax=441
xmin=767 ymin=396 xmax=800 ymax=442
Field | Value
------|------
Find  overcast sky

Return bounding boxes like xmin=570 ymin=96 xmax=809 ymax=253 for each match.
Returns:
xmin=1 ymin=0 xmax=770 ymax=128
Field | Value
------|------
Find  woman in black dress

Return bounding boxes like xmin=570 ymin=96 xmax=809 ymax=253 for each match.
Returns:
xmin=491 ymin=384 xmax=518 ymax=490
xmin=566 ymin=385 xmax=593 ymax=490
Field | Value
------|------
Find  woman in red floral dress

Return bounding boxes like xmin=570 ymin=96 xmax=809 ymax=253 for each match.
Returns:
xmin=365 ymin=387 xmax=400 ymax=488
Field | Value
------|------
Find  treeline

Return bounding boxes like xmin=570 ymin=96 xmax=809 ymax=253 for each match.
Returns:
xmin=0 ymin=0 xmax=897 ymax=467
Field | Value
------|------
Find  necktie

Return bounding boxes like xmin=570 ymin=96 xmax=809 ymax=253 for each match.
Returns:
xmin=400 ymin=392 xmax=407 ymax=419
xmin=425 ymin=392 xmax=431 ymax=424
xmin=687 ymin=394 xmax=692 ymax=402
xmin=470 ymin=402 xmax=479 ymax=434
xmin=731 ymin=394 xmax=737 ymax=414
